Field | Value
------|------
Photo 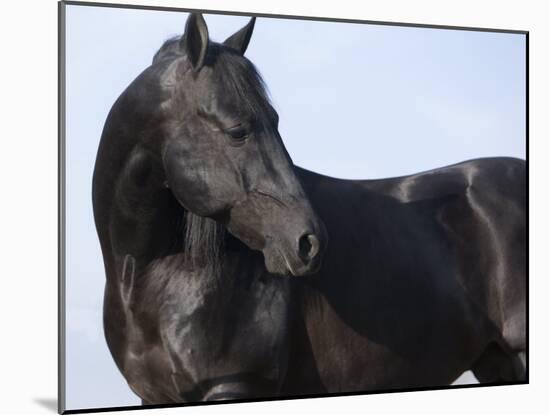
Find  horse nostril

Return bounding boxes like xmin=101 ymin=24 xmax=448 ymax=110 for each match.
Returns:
xmin=299 ymin=233 xmax=320 ymax=262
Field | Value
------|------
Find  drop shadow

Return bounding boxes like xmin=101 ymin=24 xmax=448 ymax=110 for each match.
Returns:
xmin=34 ymin=398 xmax=57 ymax=412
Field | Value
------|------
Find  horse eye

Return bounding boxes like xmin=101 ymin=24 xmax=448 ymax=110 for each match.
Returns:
xmin=224 ymin=124 xmax=249 ymax=142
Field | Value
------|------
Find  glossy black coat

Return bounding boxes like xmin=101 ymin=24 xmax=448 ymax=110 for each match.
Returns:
xmin=92 ymin=13 xmax=526 ymax=404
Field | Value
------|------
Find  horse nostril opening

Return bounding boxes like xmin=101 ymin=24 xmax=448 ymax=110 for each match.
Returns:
xmin=299 ymin=233 xmax=320 ymax=261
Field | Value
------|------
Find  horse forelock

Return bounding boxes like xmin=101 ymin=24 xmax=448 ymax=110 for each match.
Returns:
xmin=213 ymin=47 xmax=274 ymax=128
xmin=152 ymin=36 xmax=183 ymax=64
xmin=152 ymin=37 xmax=273 ymax=126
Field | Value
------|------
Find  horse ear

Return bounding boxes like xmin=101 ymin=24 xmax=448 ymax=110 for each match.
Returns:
xmin=223 ymin=17 xmax=256 ymax=55
xmin=180 ymin=13 xmax=209 ymax=71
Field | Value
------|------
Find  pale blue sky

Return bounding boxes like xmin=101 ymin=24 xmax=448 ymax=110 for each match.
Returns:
xmin=64 ymin=4 xmax=526 ymax=411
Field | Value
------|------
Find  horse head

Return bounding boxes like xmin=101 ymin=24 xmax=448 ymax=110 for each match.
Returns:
xmin=140 ymin=13 xmax=326 ymax=276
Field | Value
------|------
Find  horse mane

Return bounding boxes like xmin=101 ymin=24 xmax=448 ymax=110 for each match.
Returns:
xmin=182 ymin=211 xmax=226 ymax=277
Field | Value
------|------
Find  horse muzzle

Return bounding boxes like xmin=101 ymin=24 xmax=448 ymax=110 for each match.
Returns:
xmin=262 ymin=221 xmax=327 ymax=277
xmin=225 ymin=191 xmax=328 ymax=277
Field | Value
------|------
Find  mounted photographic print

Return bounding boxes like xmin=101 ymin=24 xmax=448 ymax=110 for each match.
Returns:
xmin=59 ymin=1 xmax=528 ymax=413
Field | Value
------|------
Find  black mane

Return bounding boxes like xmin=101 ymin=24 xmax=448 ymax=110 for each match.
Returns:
xmin=182 ymin=211 xmax=226 ymax=277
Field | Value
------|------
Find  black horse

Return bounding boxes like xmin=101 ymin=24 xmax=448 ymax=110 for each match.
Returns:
xmin=92 ymin=13 xmax=526 ymax=404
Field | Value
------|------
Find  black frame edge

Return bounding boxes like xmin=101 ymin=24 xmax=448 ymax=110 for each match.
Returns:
xmin=58 ymin=1 xmax=67 ymax=414
xmin=62 ymin=381 xmax=528 ymax=414
xmin=62 ymin=0 xmax=528 ymax=35
xmin=525 ymin=31 xmax=529 ymax=384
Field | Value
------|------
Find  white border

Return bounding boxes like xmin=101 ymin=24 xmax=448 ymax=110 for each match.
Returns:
xmin=2 ymin=0 xmax=547 ymax=414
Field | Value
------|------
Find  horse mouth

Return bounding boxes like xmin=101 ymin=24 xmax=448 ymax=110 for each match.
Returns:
xmin=280 ymin=249 xmax=299 ymax=276
xmin=271 ymin=247 xmax=321 ymax=277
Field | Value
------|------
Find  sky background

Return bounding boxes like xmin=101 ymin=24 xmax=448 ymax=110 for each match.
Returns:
xmin=64 ymin=4 xmax=526 ymax=411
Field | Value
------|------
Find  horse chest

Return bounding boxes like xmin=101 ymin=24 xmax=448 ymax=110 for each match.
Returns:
xmin=117 ymin=255 xmax=293 ymax=401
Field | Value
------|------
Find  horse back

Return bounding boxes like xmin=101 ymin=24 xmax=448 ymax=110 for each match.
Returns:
xmin=309 ymin=157 xmax=526 ymax=345
xmin=290 ymin=157 xmax=526 ymax=390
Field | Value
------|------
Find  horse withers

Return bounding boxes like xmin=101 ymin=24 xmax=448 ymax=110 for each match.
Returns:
xmin=92 ymin=13 xmax=526 ymax=404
